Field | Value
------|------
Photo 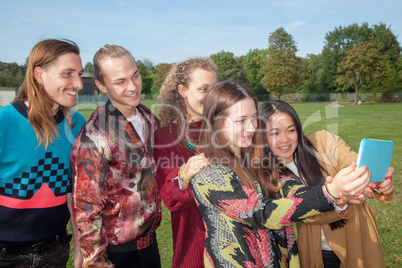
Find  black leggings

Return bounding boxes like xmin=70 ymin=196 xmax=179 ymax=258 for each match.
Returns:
xmin=322 ymin=250 xmax=340 ymax=268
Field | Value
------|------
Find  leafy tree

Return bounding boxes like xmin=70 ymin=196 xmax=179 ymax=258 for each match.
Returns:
xmin=141 ymin=58 xmax=156 ymax=73
xmin=372 ymin=23 xmax=401 ymax=63
xmin=261 ymin=27 xmax=298 ymax=99
xmin=210 ymin=50 xmax=243 ymax=82
xmin=336 ymin=42 xmax=387 ymax=104
xmin=243 ymin=48 xmax=268 ymax=94
xmin=136 ymin=60 xmax=153 ymax=95
xmin=235 ymin=55 xmax=248 ymax=86
xmin=151 ymin=63 xmax=172 ymax=97
xmin=0 ymin=61 xmax=25 ymax=87
xmin=84 ymin=62 xmax=94 ymax=73
xmin=301 ymin=53 xmax=326 ymax=93
xmin=321 ymin=22 xmax=400 ymax=92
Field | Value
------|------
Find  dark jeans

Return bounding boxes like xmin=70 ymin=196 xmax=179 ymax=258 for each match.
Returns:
xmin=107 ymin=238 xmax=161 ymax=268
xmin=322 ymin=250 xmax=341 ymax=268
xmin=0 ymin=234 xmax=71 ymax=268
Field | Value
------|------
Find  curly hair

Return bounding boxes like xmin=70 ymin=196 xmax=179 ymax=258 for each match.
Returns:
xmin=157 ymin=57 xmax=216 ymax=130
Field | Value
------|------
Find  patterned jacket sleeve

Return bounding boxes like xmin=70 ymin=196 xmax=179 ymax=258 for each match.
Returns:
xmin=71 ymin=130 xmax=114 ymax=268
xmin=191 ymin=166 xmax=334 ymax=230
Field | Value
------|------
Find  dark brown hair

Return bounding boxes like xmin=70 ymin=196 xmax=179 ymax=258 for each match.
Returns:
xmin=260 ymin=100 xmax=345 ymax=229
xmin=199 ymin=81 xmax=280 ymax=195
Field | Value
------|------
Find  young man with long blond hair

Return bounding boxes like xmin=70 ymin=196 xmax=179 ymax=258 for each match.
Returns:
xmin=0 ymin=39 xmax=86 ymax=267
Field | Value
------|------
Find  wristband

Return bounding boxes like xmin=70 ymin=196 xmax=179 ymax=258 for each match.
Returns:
xmin=322 ymin=185 xmax=335 ymax=205
xmin=324 ymin=181 xmax=340 ymax=202
xmin=178 ymin=163 xmax=190 ymax=183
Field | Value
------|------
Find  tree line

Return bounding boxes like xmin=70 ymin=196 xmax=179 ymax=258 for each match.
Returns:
xmin=1 ymin=22 xmax=401 ymax=103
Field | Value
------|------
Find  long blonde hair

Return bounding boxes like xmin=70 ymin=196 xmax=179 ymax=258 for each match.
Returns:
xmin=14 ymin=39 xmax=80 ymax=148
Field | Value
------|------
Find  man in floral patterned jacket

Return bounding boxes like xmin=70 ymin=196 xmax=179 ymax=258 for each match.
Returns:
xmin=70 ymin=44 xmax=161 ymax=268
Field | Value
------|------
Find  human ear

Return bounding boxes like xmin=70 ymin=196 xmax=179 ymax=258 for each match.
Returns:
xmin=95 ymin=80 xmax=107 ymax=94
xmin=33 ymin=66 xmax=45 ymax=84
xmin=178 ymin=84 xmax=187 ymax=98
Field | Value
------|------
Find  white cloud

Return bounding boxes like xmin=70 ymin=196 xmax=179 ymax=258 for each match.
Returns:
xmin=285 ymin=21 xmax=307 ymax=33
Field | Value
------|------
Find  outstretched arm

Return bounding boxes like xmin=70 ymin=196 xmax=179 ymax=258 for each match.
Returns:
xmin=192 ymin=167 xmax=335 ymax=230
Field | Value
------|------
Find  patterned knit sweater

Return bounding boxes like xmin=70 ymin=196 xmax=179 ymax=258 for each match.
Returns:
xmin=191 ymin=165 xmax=335 ymax=268
xmin=0 ymin=101 xmax=85 ymax=246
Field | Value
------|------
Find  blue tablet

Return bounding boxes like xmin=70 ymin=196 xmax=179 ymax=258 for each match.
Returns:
xmin=356 ymin=138 xmax=394 ymax=182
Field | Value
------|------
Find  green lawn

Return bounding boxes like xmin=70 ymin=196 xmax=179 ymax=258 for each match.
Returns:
xmin=69 ymin=101 xmax=401 ymax=268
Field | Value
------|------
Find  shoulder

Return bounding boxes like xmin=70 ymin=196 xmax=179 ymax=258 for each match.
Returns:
xmin=307 ymin=129 xmax=339 ymax=151
xmin=154 ymin=123 xmax=179 ymax=144
xmin=0 ymin=103 xmax=15 ymax=117
xmin=0 ymin=103 xmax=21 ymax=127
xmin=200 ymin=164 xmax=232 ymax=175
xmin=137 ymin=103 xmax=160 ymax=126
xmin=76 ymin=106 xmax=104 ymax=136
xmin=69 ymin=109 xmax=86 ymax=125
xmin=193 ymin=165 xmax=235 ymax=185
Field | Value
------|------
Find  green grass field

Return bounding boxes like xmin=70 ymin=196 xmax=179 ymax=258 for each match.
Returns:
xmin=69 ymin=101 xmax=401 ymax=268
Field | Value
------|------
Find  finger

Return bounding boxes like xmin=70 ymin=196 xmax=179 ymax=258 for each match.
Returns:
xmin=340 ymin=164 xmax=368 ymax=185
xmin=350 ymin=161 xmax=357 ymax=170
xmin=356 ymin=193 xmax=366 ymax=201
xmin=380 ymin=180 xmax=394 ymax=192
xmin=381 ymin=185 xmax=395 ymax=195
xmin=378 ymin=178 xmax=392 ymax=188
xmin=338 ymin=162 xmax=359 ymax=176
xmin=384 ymin=167 xmax=395 ymax=178
xmin=339 ymin=192 xmax=364 ymax=205
xmin=344 ymin=170 xmax=371 ymax=196
xmin=348 ymin=198 xmax=364 ymax=205
xmin=338 ymin=192 xmax=349 ymax=204
xmin=361 ymin=187 xmax=374 ymax=199
xmin=353 ymin=165 xmax=368 ymax=178
xmin=326 ymin=176 xmax=334 ymax=184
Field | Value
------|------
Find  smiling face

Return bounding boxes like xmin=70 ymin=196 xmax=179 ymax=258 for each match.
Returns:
xmin=179 ymin=68 xmax=217 ymax=121
xmin=34 ymin=52 xmax=83 ymax=115
xmin=95 ymin=54 xmax=142 ymax=118
xmin=266 ymin=111 xmax=298 ymax=164
xmin=221 ymin=98 xmax=258 ymax=155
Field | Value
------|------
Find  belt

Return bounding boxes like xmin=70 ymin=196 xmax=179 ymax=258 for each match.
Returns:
xmin=0 ymin=230 xmax=69 ymax=255
xmin=107 ymin=232 xmax=156 ymax=253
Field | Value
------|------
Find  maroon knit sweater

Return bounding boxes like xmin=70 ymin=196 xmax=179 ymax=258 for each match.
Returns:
xmin=154 ymin=121 xmax=204 ymax=268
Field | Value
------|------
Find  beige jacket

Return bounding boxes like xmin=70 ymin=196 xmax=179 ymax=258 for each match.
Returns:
xmin=296 ymin=129 xmax=393 ymax=268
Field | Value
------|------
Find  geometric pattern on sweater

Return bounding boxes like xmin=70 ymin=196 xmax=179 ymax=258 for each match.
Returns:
xmin=192 ymin=165 xmax=334 ymax=268
xmin=0 ymin=152 xmax=70 ymax=199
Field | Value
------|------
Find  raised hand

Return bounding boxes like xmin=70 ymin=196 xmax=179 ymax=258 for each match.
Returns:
xmin=327 ymin=162 xmax=371 ymax=199
xmin=178 ymin=153 xmax=210 ymax=190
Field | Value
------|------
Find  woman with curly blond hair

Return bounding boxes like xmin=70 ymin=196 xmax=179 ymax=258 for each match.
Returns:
xmin=154 ymin=57 xmax=217 ymax=267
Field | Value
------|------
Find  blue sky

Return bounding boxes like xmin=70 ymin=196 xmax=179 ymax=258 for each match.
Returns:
xmin=1 ymin=0 xmax=401 ymax=66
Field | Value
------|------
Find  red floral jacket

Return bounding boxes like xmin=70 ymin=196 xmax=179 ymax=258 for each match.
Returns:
xmin=71 ymin=101 xmax=161 ymax=267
